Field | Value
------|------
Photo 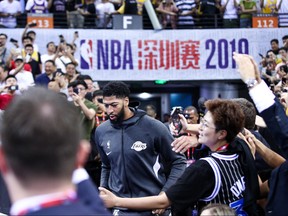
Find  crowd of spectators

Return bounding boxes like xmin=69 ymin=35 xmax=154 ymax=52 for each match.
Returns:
xmin=0 ymin=22 xmax=288 ymax=215
xmin=0 ymin=17 xmax=288 ymax=214
xmin=259 ymin=34 xmax=288 ymax=116
xmin=0 ymin=0 xmax=286 ymax=29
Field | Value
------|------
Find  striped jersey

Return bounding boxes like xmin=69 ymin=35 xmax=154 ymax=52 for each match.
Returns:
xmin=174 ymin=0 xmax=195 ymax=26
xmin=200 ymin=152 xmax=248 ymax=216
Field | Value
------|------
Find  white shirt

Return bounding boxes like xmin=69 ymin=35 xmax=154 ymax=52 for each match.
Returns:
xmin=221 ymin=0 xmax=239 ymax=19
xmin=55 ymin=56 xmax=72 ymax=73
xmin=96 ymin=2 xmax=115 ymax=28
xmin=41 ymin=53 xmax=55 ymax=73
xmin=0 ymin=0 xmax=21 ymax=28
xmin=25 ymin=0 xmax=48 ymax=12
xmin=249 ymin=80 xmax=275 ymax=113
xmin=9 ymin=69 xmax=34 ymax=90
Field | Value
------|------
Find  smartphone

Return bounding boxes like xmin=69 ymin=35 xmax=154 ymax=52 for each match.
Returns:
xmin=8 ymin=85 xmax=18 ymax=91
xmin=28 ymin=22 xmax=37 ymax=27
xmin=73 ymin=88 xmax=79 ymax=95
xmin=10 ymin=38 xmax=18 ymax=43
xmin=56 ymin=68 xmax=63 ymax=73
xmin=74 ymin=31 xmax=79 ymax=37
xmin=25 ymin=54 xmax=31 ymax=63
xmin=258 ymin=53 xmax=264 ymax=58
xmin=171 ymin=106 xmax=183 ymax=132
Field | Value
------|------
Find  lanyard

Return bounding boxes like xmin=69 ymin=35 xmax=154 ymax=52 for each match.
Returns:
xmin=95 ymin=112 xmax=106 ymax=127
xmin=215 ymin=143 xmax=229 ymax=152
xmin=18 ymin=191 xmax=77 ymax=216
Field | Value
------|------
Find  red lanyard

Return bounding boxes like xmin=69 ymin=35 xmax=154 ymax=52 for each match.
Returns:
xmin=95 ymin=113 xmax=106 ymax=127
xmin=215 ymin=143 xmax=229 ymax=152
xmin=17 ymin=191 xmax=77 ymax=216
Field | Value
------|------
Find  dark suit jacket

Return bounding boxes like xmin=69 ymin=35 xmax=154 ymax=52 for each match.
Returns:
xmin=259 ymin=100 xmax=288 ymax=216
xmin=27 ymin=200 xmax=110 ymax=215
xmin=0 ymin=174 xmax=10 ymax=215
xmin=77 ymin=178 xmax=111 ymax=215
xmin=2 ymin=177 xmax=111 ymax=215
xmin=260 ymin=99 xmax=288 ymax=158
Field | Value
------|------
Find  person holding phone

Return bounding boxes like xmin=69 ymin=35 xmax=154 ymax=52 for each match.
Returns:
xmin=0 ymin=75 xmax=18 ymax=110
xmin=0 ymin=0 xmax=21 ymax=28
xmin=70 ymin=80 xmax=97 ymax=141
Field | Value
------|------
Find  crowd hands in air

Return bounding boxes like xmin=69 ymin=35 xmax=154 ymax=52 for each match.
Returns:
xmin=0 ymin=25 xmax=288 ymax=216
xmin=98 ymin=53 xmax=288 ymax=215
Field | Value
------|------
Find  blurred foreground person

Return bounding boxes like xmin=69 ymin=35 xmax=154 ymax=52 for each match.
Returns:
xmin=0 ymin=87 xmax=110 ymax=215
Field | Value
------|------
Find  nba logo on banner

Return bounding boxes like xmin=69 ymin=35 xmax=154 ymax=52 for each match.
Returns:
xmin=80 ymin=39 xmax=93 ymax=70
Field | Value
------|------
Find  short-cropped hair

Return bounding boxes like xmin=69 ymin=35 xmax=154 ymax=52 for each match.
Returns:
xmin=103 ymin=81 xmax=130 ymax=98
xmin=1 ymin=87 xmax=82 ymax=186
xmin=205 ymin=99 xmax=244 ymax=143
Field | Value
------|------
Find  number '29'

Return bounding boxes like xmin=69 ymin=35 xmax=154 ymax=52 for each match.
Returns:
xmin=205 ymin=39 xmax=249 ymax=69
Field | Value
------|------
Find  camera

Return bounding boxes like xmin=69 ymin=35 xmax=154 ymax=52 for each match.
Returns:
xmin=171 ymin=106 xmax=183 ymax=132
xmin=183 ymin=113 xmax=190 ymax=119
xmin=8 ymin=85 xmax=18 ymax=91
xmin=73 ymin=88 xmax=79 ymax=95
xmin=28 ymin=22 xmax=37 ymax=27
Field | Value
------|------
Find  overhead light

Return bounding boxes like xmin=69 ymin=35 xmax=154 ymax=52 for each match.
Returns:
xmin=138 ymin=92 xmax=152 ymax=99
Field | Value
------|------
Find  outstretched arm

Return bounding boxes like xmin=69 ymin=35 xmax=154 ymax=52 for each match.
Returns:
xmin=99 ymin=187 xmax=171 ymax=210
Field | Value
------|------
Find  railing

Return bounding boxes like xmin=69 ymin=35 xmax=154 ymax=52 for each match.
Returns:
xmin=0 ymin=12 xmax=287 ymax=29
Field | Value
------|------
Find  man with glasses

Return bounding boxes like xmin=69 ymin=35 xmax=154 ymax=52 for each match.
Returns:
xmin=71 ymin=80 xmax=97 ymax=141
xmin=99 ymin=99 xmax=259 ymax=216
xmin=0 ymin=34 xmax=10 ymax=65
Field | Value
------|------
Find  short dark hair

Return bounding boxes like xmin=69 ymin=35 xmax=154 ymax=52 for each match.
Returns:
xmin=78 ymin=74 xmax=92 ymax=81
xmin=270 ymin=39 xmax=279 ymax=44
xmin=46 ymin=41 xmax=54 ymax=48
xmin=45 ymin=59 xmax=56 ymax=66
xmin=24 ymin=43 xmax=33 ymax=49
xmin=282 ymin=35 xmax=288 ymax=41
xmin=205 ymin=99 xmax=244 ymax=143
xmin=75 ymin=80 xmax=88 ymax=89
xmin=0 ymin=33 xmax=7 ymax=39
xmin=103 ymin=81 xmax=130 ymax=98
xmin=1 ymin=87 xmax=82 ymax=186
xmin=5 ymin=75 xmax=17 ymax=82
xmin=22 ymin=36 xmax=33 ymax=43
xmin=92 ymin=90 xmax=103 ymax=99
xmin=231 ymin=98 xmax=256 ymax=130
xmin=279 ymin=47 xmax=287 ymax=52
xmin=68 ymin=81 xmax=77 ymax=89
xmin=66 ymin=62 xmax=76 ymax=68
xmin=184 ymin=106 xmax=199 ymax=116
xmin=27 ymin=30 xmax=36 ymax=36
xmin=145 ymin=104 xmax=156 ymax=112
